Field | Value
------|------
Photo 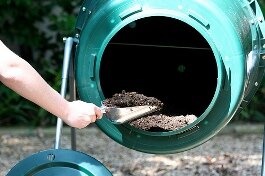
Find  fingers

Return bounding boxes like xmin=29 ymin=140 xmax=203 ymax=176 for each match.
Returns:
xmin=75 ymin=117 xmax=93 ymax=129
xmin=94 ymin=106 xmax=103 ymax=119
xmin=89 ymin=115 xmax=97 ymax=123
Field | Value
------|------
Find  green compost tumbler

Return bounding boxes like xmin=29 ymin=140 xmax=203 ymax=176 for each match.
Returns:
xmin=74 ymin=0 xmax=265 ymax=154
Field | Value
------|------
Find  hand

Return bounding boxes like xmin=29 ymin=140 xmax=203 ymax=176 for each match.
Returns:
xmin=62 ymin=101 xmax=103 ymax=129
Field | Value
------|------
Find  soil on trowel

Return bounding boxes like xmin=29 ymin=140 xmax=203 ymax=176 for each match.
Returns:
xmin=102 ymin=90 xmax=164 ymax=109
xmin=102 ymin=90 xmax=197 ymax=131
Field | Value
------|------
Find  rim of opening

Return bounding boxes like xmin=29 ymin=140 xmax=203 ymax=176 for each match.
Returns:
xmin=98 ymin=16 xmax=223 ymax=135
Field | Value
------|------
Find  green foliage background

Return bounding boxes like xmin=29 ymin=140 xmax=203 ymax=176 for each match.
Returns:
xmin=0 ymin=0 xmax=82 ymax=126
xmin=0 ymin=0 xmax=265 ymax=126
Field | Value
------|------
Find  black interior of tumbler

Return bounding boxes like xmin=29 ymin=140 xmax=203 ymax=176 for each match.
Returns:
xmin=100 ymin=16 xmax=217 ymax=117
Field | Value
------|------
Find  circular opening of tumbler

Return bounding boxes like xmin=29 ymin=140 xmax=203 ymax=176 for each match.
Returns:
xmin=100 ymin=17 xmax=217 ymax=129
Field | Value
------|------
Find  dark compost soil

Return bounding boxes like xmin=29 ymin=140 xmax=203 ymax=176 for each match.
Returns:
xmin=102 ymin=90 xmax=164 ymax=109
xmin=102 ymin=90 xmax=197 ymax=131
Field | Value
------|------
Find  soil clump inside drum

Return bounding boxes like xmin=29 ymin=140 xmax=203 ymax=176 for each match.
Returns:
xmin=102 ymin=90 xmax=197 ymax=131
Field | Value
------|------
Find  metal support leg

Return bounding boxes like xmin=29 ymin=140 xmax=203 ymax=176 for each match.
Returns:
xmin=261 ymin=124 xmax=265 ymax=176
xmin=69 ymin=43 xmax=77 ymax=151
xmin=54 ymin=37 xmax=74 ymax=149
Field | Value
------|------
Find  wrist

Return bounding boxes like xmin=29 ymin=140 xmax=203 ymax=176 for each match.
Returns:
xmin=58 ymin=100 xmax=71 ymax=121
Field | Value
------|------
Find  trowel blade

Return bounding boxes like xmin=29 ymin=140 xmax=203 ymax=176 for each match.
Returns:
xmin=104 ymin=106 xmax=158 ymax=124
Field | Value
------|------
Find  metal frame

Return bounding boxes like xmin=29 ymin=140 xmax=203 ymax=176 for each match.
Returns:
xmin=261 ymin=125 xmax=265 ymax=176
xmin=54 ymin=37 xmax=79 ymax=150
xmin=249 ymin=2 xmax=265 ymax=176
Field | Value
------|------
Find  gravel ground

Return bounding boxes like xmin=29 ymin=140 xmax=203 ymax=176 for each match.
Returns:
xmin=0 ymin=125 xmax=264 ymax=176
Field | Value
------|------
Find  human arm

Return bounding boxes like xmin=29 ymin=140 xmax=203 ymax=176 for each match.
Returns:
xmin=0 ymin=40 xmax=102 ymax=129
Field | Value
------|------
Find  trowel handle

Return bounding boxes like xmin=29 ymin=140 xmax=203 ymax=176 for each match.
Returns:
xmin=99 ymin=106 xmax=106 ymax=113
xmin=99 ymin=105 xmax=111 ymax=113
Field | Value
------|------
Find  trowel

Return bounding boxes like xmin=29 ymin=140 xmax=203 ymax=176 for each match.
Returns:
xmin=100 ymin=105 xmax=158 ymax=124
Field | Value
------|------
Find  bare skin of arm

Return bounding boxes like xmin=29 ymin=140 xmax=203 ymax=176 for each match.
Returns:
xmin=0 ymin=40 xmax=102 ymax=129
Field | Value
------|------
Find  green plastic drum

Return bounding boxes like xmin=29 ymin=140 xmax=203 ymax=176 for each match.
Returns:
xmin=74 ymin=0 xmax=265 ymax=154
